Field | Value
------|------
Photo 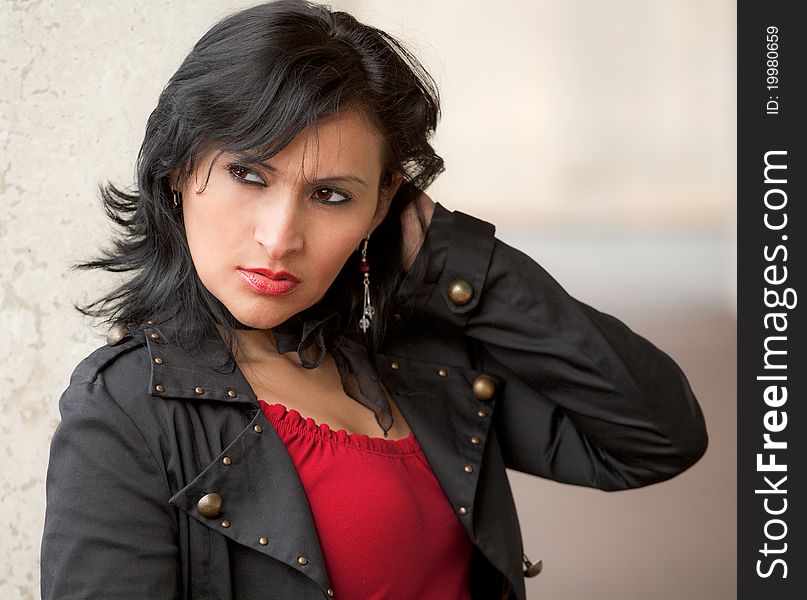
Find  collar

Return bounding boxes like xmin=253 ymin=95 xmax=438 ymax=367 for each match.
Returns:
xmin=143 ymin=316 xmax=258 ymax=407
xmin=141 ymin=305 xmax=340 ymax=407
xmin=142 ymin=305 xmax=394 ymax=437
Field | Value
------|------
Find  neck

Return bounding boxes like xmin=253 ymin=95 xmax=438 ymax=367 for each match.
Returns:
xmin=214 ymin=324 xmax=283 ymax=364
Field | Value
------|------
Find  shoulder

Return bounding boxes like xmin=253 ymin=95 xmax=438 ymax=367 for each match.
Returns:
xmin=61 ymin=318 xmax=250 ymax=421
xmin=68 ymin=324 xmax=150 ymax=389
xmin=60 ymin=324 xmax=161 ymax=432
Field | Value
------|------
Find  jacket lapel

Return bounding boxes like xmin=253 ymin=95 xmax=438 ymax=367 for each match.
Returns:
xmin=166 ymin=407 xmax=333 ymax=593
xmin=143 ymin=322 xmax=334 ymax=595
xmin=375 ymin=350 xmax=526 ymax=599
xmin=375 ymin=351 xmax=494 ymax=539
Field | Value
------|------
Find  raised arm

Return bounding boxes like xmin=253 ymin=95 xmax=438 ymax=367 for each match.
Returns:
xmin=394 ymin=201 xmax=708 ymax=490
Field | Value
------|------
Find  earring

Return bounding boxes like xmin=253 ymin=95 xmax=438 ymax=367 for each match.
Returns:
xmin=172 ymin=189 xmax=182 ymax=208
xmin=358 ymin=237 xmax=374 ymax=332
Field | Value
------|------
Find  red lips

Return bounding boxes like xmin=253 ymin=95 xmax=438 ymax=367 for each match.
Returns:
xmin=241 ymin=268 xmax=300 ymax=282
xmin=237 ymin=267 xmax=301 ymax=296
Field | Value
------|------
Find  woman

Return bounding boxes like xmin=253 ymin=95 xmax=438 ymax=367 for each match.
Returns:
xmin=40 ymin=1 xmax=708 ymax=599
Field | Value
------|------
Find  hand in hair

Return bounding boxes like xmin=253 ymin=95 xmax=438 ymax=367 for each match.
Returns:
xmin=400 ymin=191 xmax=436 ymax=273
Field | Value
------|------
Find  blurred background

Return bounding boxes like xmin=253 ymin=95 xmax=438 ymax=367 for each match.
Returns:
xmin=1 ymin=1 xmax=735 ymax=598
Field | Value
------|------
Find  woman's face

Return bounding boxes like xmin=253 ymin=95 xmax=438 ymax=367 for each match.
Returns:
xmin=177 ymin=109 xmax=402 ymax=333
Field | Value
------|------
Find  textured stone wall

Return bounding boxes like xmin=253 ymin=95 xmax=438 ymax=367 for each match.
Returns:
xmin=1 ymin=1 xmax=734 ymax=598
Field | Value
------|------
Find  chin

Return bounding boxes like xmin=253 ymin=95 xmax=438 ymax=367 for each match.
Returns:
xmin=229 ymin=298 xmax=307 ymax=330
xmin=232 ymin=312 xmax=284 ymax=331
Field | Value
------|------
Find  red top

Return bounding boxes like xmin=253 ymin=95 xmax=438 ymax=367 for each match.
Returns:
xmin=259 ymin=400 xmax=474 ymax=600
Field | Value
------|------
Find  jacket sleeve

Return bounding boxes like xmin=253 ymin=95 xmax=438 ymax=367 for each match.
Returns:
xmin=41 ymin=380 xmax=179 ymax=599
xmin=394 ymin=201 xmax=709 ymax=491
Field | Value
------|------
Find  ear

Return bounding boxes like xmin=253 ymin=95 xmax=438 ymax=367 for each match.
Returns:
xmin=369 ymin=171 xmax=404 ymax=234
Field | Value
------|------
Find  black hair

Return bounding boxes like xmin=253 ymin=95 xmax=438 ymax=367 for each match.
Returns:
xmin=72 ymin=0 xmax=444 ymax=366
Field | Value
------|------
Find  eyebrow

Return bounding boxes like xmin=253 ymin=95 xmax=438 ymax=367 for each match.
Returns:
xmin=235 ymin=155 xmax=369 ymax=189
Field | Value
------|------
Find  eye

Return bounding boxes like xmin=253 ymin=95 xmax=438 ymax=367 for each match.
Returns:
xmin=312 ymin=187 xmax=352 ymax=205
xmin=226 ymin=164 xmax=266 ymax=186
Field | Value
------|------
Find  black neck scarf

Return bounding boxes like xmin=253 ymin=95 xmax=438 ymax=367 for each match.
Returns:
xmin=270 ymin=303 xmax=395 ymax=438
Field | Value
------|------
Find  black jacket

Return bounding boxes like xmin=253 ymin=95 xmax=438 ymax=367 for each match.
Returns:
xmin=40 ymin=202 xmax=708 ymax=600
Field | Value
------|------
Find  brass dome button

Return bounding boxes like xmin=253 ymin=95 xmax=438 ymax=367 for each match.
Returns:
xmin=447 ymin=279 xmax=473 ymax=306
xmin=472 ymin=374 xmax=496 ymax=401
xmin=438 ymin=368 xmax=447 ymax=377
xmin=154 ymin=357 xmax=164 ymax=365
xmin=227 ymin=389 xmax=237 ymax=398
xmin=298 ymin=555 xmax=309 ymax=565
xmin=464 ymin=464 xmax=474 ymax=473
xmin=390 ymin=361 xmax=400 ymax=370
xmin=147 ymin=320 xmax=155 ymax=325
xmin=222 ymin=456 xmax=232 ymax=466
xmin=259 ymin=537 xmax=269 ymax=546
xmin=106 ymin=324 xmax=129 ymax=346
xmin=458 ymin=505 xmax=468 ymax=516
xmin=150 ymin=332 xmax=160 ymax=341
xmin=254 ymin=424 xmax=263 ymax=434
xmin=524 ymin=558 xmax=543 ymax=577
xmin=197 ymin=492 xmax=223 ymax=518
xmin=220 ymin=519 xmax=231 ymax=528
xmin=194 ymin=386 xmax=205 ymax=395
xmin=477 ymin=409 xmax=487 ymax=418
xmin=327 ymin=588 xmax=334 ymax=597
xmin=470 ymin=436 xmax=480 ymax=445
xmin=155 ymin=384 xmax=165 ymax=393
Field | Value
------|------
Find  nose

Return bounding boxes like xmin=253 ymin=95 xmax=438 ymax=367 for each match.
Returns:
xmin=254 ymin=195 xmax=305 ymax=260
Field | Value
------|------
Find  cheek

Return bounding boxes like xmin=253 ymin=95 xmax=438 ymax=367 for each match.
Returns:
xmin=182 ymin=197 xmax=243 ymax=278
xmin=308 ymin=222 xmax=366 ymax=282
